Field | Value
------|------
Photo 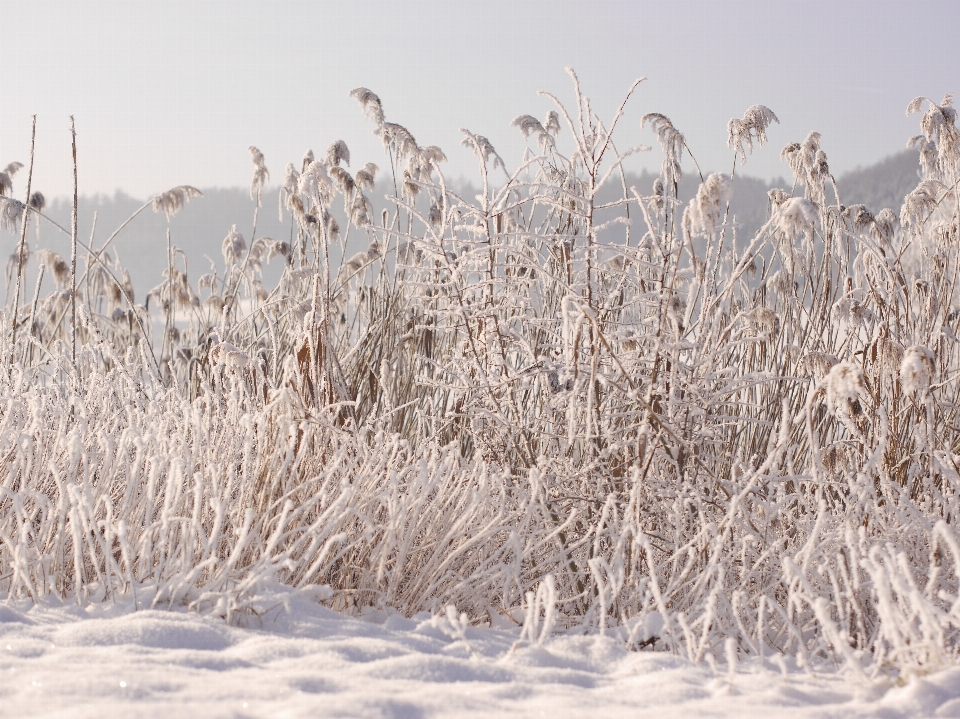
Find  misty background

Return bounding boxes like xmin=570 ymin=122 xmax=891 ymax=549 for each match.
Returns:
xmin=0 ymin=148 xmax=921 ymax=303
xmin=0 ymin=0 xmax=957 ymax=197
xmin=0 ymin=0 xmax=950 ymax=301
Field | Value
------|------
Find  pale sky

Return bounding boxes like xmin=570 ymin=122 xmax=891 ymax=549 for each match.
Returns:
xmin=0 ymin=0 xmax=955 ymax=199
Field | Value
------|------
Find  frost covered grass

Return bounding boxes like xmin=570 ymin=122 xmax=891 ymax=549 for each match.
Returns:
xmin=0 ymin=71 xmax=960 ymax=680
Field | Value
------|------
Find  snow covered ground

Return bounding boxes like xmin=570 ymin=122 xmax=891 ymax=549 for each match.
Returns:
xmin=1 ymin=592 xmax=959 ymax=718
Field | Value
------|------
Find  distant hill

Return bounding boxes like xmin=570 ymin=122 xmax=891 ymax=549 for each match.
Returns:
xmin=835 ymin=149 xmax=919 ymax=212
xmin=0 ymin=149 xmax=925 ymax=303
xmin=566 ymin=150 xmax=919 ymax=250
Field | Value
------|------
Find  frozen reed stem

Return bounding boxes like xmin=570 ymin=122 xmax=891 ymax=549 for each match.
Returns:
xmin=9 ymin=115 xmax=35 ymax=363
xmin=70 ymin=116 xmax=79 ymax=369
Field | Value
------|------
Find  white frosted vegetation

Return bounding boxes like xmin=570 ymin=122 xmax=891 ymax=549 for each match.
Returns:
xmin=0 ymin=70 xmax=959 ymax=681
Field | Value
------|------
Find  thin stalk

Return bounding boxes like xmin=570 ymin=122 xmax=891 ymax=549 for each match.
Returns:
xmin=10 ymin=115 xmax=36 ymax=364
xmin=70 ymin=116 xmax=79 ymax=370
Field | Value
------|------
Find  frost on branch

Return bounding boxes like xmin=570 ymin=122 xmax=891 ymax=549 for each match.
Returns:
xmin=727 ymin=104 xmax=779 ymax=165
xmin=152 ymin=185 xmax=203 ymax=220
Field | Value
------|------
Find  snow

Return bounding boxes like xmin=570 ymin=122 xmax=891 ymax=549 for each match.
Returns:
xmin=1 ymin=593 xmax=959 ymax=718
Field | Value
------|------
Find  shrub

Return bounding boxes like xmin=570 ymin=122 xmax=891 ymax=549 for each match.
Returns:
xmin=1 ymin=73 xmax=959 ymax=676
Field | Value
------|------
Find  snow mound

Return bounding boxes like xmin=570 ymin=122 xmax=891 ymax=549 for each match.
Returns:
xmin=0 ymin=597 xmax=959 ymax=718
xmin=55 ymin=611 xmax=234 ymax=651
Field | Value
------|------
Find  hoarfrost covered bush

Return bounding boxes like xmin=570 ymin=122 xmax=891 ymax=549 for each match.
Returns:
xmin=3 ymin=69 xmax=960 ymax=678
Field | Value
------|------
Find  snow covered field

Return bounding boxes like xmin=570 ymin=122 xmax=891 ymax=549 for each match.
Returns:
xmin=1 ymin=594 xmax=959 ymax=719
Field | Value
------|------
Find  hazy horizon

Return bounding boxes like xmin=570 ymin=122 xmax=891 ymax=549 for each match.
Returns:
xmin=0 ymin=0 xmax=956 ymax=200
